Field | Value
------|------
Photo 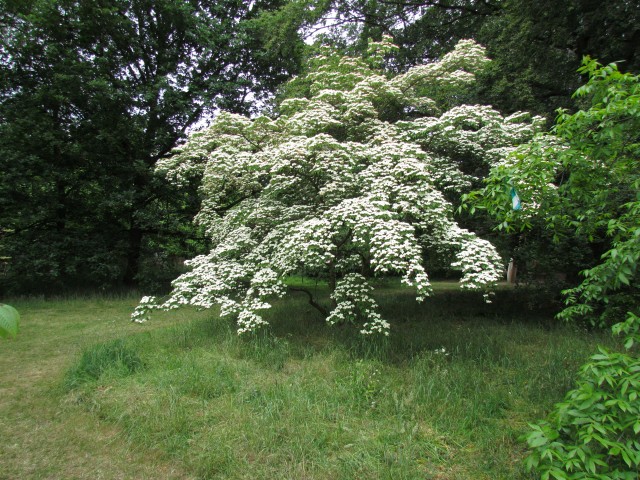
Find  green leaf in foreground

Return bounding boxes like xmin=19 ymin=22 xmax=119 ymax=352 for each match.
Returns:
xmin=0 ymin=303 xmax=20 ymax=338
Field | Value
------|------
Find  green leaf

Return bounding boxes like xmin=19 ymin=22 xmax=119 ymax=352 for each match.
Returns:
xmin=0 ymin=304 xmax=20 ymax=339
xmin=529 ymin=434 xmax=549 ymax=448
xmin=618 ymin=271 xmax=630 ymax=285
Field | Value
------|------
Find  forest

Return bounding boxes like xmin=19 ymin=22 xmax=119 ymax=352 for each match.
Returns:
xmin=1 ymin=1 xmax=639 ymax=479
xmin=2 ymin=0 xmax=639 ymax=295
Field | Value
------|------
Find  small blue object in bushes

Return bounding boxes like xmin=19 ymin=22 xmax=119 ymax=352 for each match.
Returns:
xmin=510 ymin=187 xmax=522 ymax=211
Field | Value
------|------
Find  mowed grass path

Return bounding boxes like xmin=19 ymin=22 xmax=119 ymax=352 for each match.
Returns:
xmin=0 ymin=296 xmax=210 ymax=479
xmin=0 ymin=285 xmax=620 ymax=479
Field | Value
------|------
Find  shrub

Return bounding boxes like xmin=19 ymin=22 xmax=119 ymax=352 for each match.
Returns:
xmin=524 ymin=312 xmax=640 ymax=479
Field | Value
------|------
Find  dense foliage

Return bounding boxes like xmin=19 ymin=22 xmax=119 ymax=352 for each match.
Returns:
xmin=470 ymin=59 xmax=640 ymax=326
xmin=270 ymin=0 xmax=640 ymax=117
xmin=469 ymin=60 xmax=640 ymax=479
xmin=525 ymin=312 xmax=640 ymax=480
xmin=2 ymin=0 xmax=638 ymax=294
xmin=133 ymin=38 xmax=543 ymax=334
xmin=0 ymin=0 xmax=299 ymax=293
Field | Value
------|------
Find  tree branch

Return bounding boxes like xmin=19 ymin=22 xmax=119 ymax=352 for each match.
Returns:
xmin=377 ymin=0 xmax=498 ymax=15
xmin=214 ymin=190 xmax=260 ymax=215
xmin=288 ymin=286 xmax=329 ymax=317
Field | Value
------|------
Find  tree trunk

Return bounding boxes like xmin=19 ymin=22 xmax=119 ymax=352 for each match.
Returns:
xmin=123 ymin=168 xmax=150 ymax=287
xmin=55 ymin=181 xmax=66 ymax=232
xmin=288 ymin=286 xmax=328 ymax=317
xmin=507 ymin=258 xmax=517 ymax=284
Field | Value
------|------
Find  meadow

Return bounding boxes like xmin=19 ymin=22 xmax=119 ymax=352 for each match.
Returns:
xmin=0 ymin=283 xmax=621 ymax=479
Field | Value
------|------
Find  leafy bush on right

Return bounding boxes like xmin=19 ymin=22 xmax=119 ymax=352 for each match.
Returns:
xmin=525 ymin=312 xmax=640 ymax=479
xmin=472 ymin=60 xmax=640 ymax=478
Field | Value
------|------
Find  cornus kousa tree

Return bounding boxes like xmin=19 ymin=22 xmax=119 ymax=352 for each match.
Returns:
xmin=132 ymin=37 xmax=543 ymax=335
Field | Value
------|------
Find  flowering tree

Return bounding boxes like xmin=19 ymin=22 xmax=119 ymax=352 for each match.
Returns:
xmin=132 ymin=37 xmax=543 ymax=335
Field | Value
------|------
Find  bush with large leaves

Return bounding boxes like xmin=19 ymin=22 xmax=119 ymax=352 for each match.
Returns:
xmin=525 ymin=312 xmax=640 ymax=479
xmin=0 ymin=304 xmax=19 ymax=339
xmin=470 ymin=59 xmax=640 ymax=479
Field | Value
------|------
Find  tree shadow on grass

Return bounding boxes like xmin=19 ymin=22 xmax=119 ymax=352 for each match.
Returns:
xmin=256 ymin=283 xmax=568 ymax=365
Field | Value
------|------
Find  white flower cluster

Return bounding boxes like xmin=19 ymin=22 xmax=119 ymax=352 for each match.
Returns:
xmin=133 ymin=38 xmax=539 ymax=334
xmin=397 ymin=105 xmax=545 ymax=194
xmin=446 ymin=226 xmax=504 ymax=293
xmin=391 ymin=39 xmax=490 ymax=97
xmin=433 ymin=347 xmax=450 ymax=356
xmin=326 ymin=274 xmax=390 ymax=336
xmin=131 ymin=295 xmax=157 ymax=324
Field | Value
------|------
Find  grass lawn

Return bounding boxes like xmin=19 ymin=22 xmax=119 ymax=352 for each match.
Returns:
xmin=0 ymin=284 xmax=620 ymax=479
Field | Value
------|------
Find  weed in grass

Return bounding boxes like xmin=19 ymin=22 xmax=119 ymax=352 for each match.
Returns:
xmin=64 ymin=338 xmax=144 ymax=390
xmin=344 ymin=359 xmax=385 ymax=410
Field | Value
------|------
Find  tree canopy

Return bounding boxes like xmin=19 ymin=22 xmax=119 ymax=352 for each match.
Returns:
xmin=133 ymin=38 xmax=543 ymax=334
xmin=265 ymin=0 xmax=640 ymax=118
xmin=2 ymin=0 xmax=638 ymax=294
xmin=0 ymin=0 xmax=301 ymax=292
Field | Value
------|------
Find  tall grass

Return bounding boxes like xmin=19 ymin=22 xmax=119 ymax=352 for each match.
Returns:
xmin=64 ymin=338 xmax=145 ymax=390
xmin=0 ymin=294 xmax=212 ymax=479
xmin=57 ymin=284 xmax=619 ymax=479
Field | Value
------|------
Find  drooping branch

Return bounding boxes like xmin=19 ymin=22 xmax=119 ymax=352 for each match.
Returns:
xmin=288 ymin=286 xmax=329 ymax=317
xmin=334 ymin=228 xmax=353 ymax=249
xmin=377 ymin=0 xmax=498 ymax=15
xmin=214 ymin=191 xmax=260 ymax=215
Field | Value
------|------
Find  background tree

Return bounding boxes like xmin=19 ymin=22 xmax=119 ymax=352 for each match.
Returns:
xmin=267 ymin=0 xmax=640 ymax=118
xmin=0 ymin=0 xmax=303 ymax=293
xmin=470 ymin=59 xmax=640 ymax=326
xmin=133 ymin=38 xmax=543 ymax=335
xmin=476 ymin=0 xmax=640 ymax=116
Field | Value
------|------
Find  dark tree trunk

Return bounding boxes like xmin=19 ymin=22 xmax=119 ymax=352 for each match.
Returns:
xmin=55 ymin=181 xmax=66 ymax=232
xmin=122 ymin=167 xmax=150 ymax=287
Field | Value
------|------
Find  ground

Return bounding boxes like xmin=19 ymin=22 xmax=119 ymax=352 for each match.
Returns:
xmin=0 ymin=284 xmax=620 ymax=479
